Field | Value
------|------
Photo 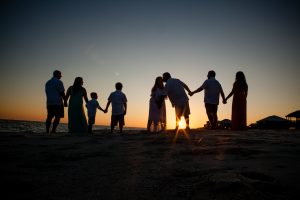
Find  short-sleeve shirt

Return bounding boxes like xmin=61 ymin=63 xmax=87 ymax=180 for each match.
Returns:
xmin=87 ymin=99 xmax=100 ymax=117
xmin=45 ymin=77 xmax=65 ymax=105
xmin=108 ymin=90 xmax=127 ymax=115
xmin=164 ymin=78 xmax=189 ymax=106
xmin=200 ymin=77 xmax=223 ymax=105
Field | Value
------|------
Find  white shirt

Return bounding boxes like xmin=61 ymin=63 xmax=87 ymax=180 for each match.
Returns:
xmin=108 ymin=90 xmax=127 ymax=115
xmin=165 ymin=78 xmax=189 ymax=106
xmin=87 ymin=99 xmax=100 ymax=117
xmin=151 ymin=88 xmax=167 ymax=101
xmin=200 ymin=77 xmax=223 ymax=105
xmin=45 ymin=77 xmax=65 ymax=105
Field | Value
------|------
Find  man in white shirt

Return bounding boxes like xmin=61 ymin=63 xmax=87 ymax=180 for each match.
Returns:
xmin=45 ymin=70 xmax=66 ymax=133
xmin=190 ymin=70 xmax=226 ymax=129
xmin=105 ymin=82 xmax=127 ymax=133
xmin=163 ymin=72 xmax=192 ymax=132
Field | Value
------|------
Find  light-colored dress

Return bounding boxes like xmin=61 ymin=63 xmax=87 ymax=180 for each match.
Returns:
xmin=231 ymin=84 xmax=247 ymax=130
xmin=148 ymin=88 xmax=166 ymax=129
xmin=68 ymin=87 xmax=88 ymax=134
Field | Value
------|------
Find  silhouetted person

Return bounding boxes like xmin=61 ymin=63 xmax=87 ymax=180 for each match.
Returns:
xmin=65 ymin=77 xmax=88 ymax=134
xmin=105 ymin=82 xmax=127 ymax=133
xmin=225 ymin=71 xmax=248 ymax=130
xmin=190 ymin=70 xmax=226 ymax=129
xmin=86 ymin=92 xmax=106 ymax=134
xmin=147 ymin=76 xmax=167 ymax=133
xmin=45 ymin=70 xmax=66 ymax=133
xmin=163 ymin=72 xmax=192 ymax=132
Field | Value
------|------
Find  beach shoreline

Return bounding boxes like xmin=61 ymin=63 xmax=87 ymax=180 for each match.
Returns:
xmin=1 ymin=129 xmax=300 ymax=199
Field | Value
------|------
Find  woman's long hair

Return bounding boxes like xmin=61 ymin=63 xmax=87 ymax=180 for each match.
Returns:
xmin=72 ymin=77 xmax=83 ymax=94
xmin=234 ymin=71 xmax=248 ymax=91
xmin=151 ymin=76 xmax=164 ymax=94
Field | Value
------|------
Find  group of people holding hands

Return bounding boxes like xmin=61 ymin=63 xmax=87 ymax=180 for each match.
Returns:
xmin=147 ymin=71 xmax=248 ymax=133
xmin=45 ymin=70 xmax=127 ymax=134
xmin=45 ymin=69 xmax=248 ymax=135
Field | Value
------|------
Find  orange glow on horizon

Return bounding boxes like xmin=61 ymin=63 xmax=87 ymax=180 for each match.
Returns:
xmin=0 ymin=96 xmax=296 ymax=129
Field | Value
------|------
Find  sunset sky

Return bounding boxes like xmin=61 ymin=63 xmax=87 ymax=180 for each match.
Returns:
xmin=1 ymin=0 xmax=299 ymax=129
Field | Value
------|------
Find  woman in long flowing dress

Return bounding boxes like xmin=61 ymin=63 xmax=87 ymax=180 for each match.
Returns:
xmin=65 ymin=77 xmax=88 ymax=134
xmin=225 ymin=71 xmax=248 ymax=130
xmin=147 ymin=76 xmax=167 ymax=132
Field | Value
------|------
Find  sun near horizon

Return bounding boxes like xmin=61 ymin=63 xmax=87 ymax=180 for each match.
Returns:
xmin=0 ymin=1 xmax=299 ymax=128
xmin=178 ymin=117 xmax=187 ymax=129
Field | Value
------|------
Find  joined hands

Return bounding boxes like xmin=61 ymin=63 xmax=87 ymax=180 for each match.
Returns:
xmin=188 ymin=91 xmax=194 ymax=96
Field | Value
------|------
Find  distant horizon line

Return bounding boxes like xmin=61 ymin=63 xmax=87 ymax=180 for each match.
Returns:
xmin=0 ymin=118 xmax=148 ymax=129
xmin=0 ymin=118 xmax=209 ymax=130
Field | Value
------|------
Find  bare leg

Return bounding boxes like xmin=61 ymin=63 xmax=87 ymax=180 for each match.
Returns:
xmin=161 ymin=123 xmax=166 ymax=131
xmin=175 ymin=116 xmax=180 ymax=132
xmin=185 ymin=116 xmax=190 ymax=131
xmin=46 ymin=117 xmax=52 ymax=133
xmin=51 ymin=117 xmax=60 ymax=133
xmin=206 ymin=111 xmax=214 ymax=129
xmin=212 ymin=113 xmax=218 ymax=129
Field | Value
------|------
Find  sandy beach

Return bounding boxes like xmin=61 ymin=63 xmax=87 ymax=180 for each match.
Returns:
xmin=1 ymin=129 xmax=300 ymax=200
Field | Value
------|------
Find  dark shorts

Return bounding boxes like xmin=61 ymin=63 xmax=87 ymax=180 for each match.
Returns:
xmin=205 ymin=103 xmax=218 ymax=114
xmin=175 ymin=102 xmax=190 ymax=119
xmin=47 ymin=105 xmax=64 ymax=118
xmin=111 ymin=114 xmax=125 ymax=126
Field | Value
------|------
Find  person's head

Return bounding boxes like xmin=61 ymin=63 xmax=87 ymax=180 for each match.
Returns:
xmin=90 ymin=92 xmax=98 ymax=99
xmin=152 ymin=76 xmax=164 ymax=92
xmin=207 ymin=70 xmax=216 ymax=78
xmin=162 ymin=72 xmax=171 ymax=82
xmin=53 ymin=70 xmax=62 ymax=79
xmin=156 ymin=76 xmax=164 ymax=88
xmin=115 ymin=82 xmax=123 ymax=90
xmin=236 ymin=71 xmax=246 ymax=82
xmin=234 ymin=71 xmax=247 ymax=90
xmin=73 ymin=77 xmax=83 ymax=87
xmin=72 ymin=77 xmax=84 ymax=94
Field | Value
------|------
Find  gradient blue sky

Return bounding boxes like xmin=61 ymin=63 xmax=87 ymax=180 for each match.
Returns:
xmin=1 ymin=0 xmax=299 ymax=128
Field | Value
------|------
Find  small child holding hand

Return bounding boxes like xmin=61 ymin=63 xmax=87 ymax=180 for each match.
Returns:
xmin=86 ymin=92 xmax=106 ymax=134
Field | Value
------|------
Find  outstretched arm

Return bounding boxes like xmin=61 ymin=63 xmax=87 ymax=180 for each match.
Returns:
xmin=220 ymin=89 xmax=226 ymax=104
xmin=182 ymin=82 xmax=192 ymax=94
xmin=190 ymin=86 xmax=204 ymax=96
xmin=225 ymin=89 xmax=234 ymax=102
xmin=83 ymin=89 xmax=89 ymax=104
xmin=60 ymin=91 xmax=67 ymax=107
xmin=105 ymin=101 xmax=111 ymax=113
xmin=98 ymin=105 xmax=106 ymax=113
xmin=64 ymin=87 xmax=71 ymax=107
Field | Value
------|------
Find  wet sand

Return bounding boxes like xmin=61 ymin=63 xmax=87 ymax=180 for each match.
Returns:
xmin=1 ymin=129 xmax=300 ymax=199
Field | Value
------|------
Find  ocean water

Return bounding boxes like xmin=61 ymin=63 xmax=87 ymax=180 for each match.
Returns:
xmin=0 ymin=119 xmax=144 ymax=133
xmin=0 ymin=119 xmax=111 ymax=133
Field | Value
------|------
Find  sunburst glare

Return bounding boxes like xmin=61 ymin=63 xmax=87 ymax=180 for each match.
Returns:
xmin=173 ymin=116 xmax=191 ymax=144
xmin=178 ymin=117 xmax=186 ymax=129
